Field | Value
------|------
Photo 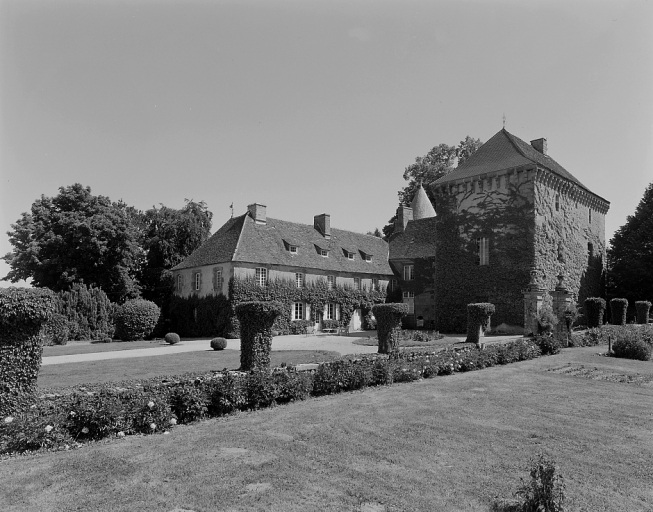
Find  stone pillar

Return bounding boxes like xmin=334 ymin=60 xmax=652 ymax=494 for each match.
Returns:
xmin=551 ymin=274 xmax=573 ymax=341
xmin=523 ymin=269 xmax=544 ymax=337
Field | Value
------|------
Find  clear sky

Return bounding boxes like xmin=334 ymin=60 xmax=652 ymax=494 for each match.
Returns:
xmin=1 ymin=0 xmax=652 ymax=286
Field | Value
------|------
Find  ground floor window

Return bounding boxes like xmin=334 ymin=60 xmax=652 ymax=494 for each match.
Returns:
xmin=403 ymin=291 xmax=415 ymax=315
xmin=325 ymin=303 xmax=336 ymax=320
xmin=293 ymin=302 xmax=305 ymax=321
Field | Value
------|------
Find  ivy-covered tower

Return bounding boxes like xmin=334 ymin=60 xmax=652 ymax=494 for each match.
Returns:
xmin=431 ymin=129 xmax=610 ymax=332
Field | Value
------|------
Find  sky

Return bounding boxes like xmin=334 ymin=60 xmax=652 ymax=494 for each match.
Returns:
xmin=1 ymin=0 xmax=652 ymax=287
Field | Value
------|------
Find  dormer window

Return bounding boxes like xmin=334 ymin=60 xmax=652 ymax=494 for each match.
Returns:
xmin=360 ymin=251 xmax=372 ymax=262
xmin=320 ymin=249 xmax=328 ymax=257
xmin=289 ymin=245 xmax=298 ymax=254
xmin=343 ymin=249 xmax=355 ymax=260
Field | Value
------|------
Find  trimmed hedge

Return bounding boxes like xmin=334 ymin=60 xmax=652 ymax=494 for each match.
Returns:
xmin=610 ymin=298 xmax=628 ymax=326
xmin=40 ymin=313 xmax=70 ymax=346
xmin=584 ymin=297 xmax=606 ymax=328
xmin=611 ymin=325 xmax=653 ymax=361
xmin=465 ymin=303 xmax=496 ymax=344
xmin=236 ymin=301 xmax=284 ymax=370
xmin=635 ymin=301 xmax=651 ymax=325
xmin=114 ymin=299 xmax=161 ymax=341
xmin=164 ymin=332 xmax=180 ymax=345
xmin=0 ymin=288 xmax=55 ymax=416
xmin=210 ymin=337 xmax=227 ymax=350
xmin=372 ymin=303 xmax=408 ymax=354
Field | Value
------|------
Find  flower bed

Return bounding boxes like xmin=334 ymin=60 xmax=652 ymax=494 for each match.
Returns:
xmin=1 ymin=339 xmax=542 ymax=457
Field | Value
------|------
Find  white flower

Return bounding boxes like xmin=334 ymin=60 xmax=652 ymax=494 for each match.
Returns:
xmin=30 ymin=404 xmax=37 ymax=409
xmin=117 ymin=431 xmax=125 ymax=438
xmin=4 ymin=416 xmax=13 ymax=424
xmin=150 ymin=423 xmax=156 ymax=430
xmin=163 ymin=431 xmax=170 ymax=435
xmin=81 ymin=427 xmax=89 ymax=434
xmin=169 ymin=418 xmax=177 ymax=425
xmin=147 ymin=401 xmax=155 ymax=409
xmin=45 ymin=425 xmax=54 ymax=433
xmin=69 ymin=411 xmax=76 ymax=417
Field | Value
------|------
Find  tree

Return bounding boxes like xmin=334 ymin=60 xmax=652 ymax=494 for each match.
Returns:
xmin=382 ymin=136 xmax=482 ymax=239
xmin=3 ymin=184 xmax=143 ymax=303
xmin=139 ymin=200 xmax=213 ymax=306
xmin=608 ymin=182 xmax=653 ymax=305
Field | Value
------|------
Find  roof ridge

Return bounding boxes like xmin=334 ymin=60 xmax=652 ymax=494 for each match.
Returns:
xmin=267 ymin=216 xmax=383 ymax=239
xmin=501 ymin=128 xmax=534 ymax=163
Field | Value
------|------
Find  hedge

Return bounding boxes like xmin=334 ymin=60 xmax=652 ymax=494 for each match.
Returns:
xmin=610 ymin=298 xmax=628 ymax=326
xmin=465 ymin=303 xmax=496 ymax=344
xmin=236 ymin=301 xmax=284 ymax=370
xmin=54 ymin=283 xmax=114 ymax=340
xmin=584 ymin=297 xmax=606 ymax=328
xmin=635 ymin=301 xmax=651 ymax=325
xmin=114 ymin=299 xmax=160 ymax=341
xmin=0 ymin=288 xmax=55 ymax=416
xmin=372 ymin=303 xmax=408 ymax=354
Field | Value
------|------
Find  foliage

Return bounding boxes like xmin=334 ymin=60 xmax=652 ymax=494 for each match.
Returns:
xmin=169 ymin=384 xmax=208 ymax=424
xmin=515 ymin=454 xmax=566 ymax=512
xmin=322 ymin=319 xmax=340 ymax=330
xmin=210 ymin=337 xmax=227 ymax=350
xmin=130 ymin=397 xmax=174 ymax=434
xmin=3 ymin=184 xmax=142 ymax=303
xmin=169 ymin=293 xmax=232 ymax=338
xmin=236 ymin=301 xmax=284 ymax=371
xmin=362 ymin=310 xmax=377 ymax=330
xmin=635 ymin=300 xmax=651 ymax=325
xmin=611 ymin=327 xmax=652 ymax=361
xmin=465 ymin=303 xmax=496 ymax=344
xmin=610 ymin=298 xmax=628 ymax=325
xmin=536 ymin=304 xmax=558 ymax=334
xmin=290 ymin=319 xmax=312 ymax=334
xmin=383 ymin=136 xmax=482 ymax=239
xmin=608 ymin=182 xmax=653 ymax=308
xmin=114 ymin=299 xmax=160 ymax=341
xmin=53 ymin=283 xmax=114 ymax=340
xmin=40 ymin=313 xmax=70 ymax=346
xmin=533 ymin=333 xmax=563 ymax=355
xmin=372 ymin=303 xmax=409 ymax=354
xmin=139 ymin=200 xmax=212 ymax=309
xmin=0 ymin=287 xmax=55 ymax=416
xmin=584 ymin=297 xmax=606 ymax=328
xmin=66 ymin=391 xmax=129 ymax=440
xmin=164 ymin=332 xmax=180 ymax=345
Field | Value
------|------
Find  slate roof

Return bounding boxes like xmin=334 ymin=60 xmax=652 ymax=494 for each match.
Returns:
xmin=434 ymin=129 xmax=606 ymax=201
xmin=411 ymin=184 xmax=436 ymax=220
xmin=173 ymin=213 xmax=392 ymax=276
xmin=388 ymin=217 xmax=438 ymax=261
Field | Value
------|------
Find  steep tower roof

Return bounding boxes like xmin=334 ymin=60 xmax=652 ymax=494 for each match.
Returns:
xmin=410 ymin=183 xmax=436 ymax=220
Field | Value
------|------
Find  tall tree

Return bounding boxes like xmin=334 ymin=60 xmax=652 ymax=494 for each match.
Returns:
xmin=382 ymin=136 xmax=482 ymax=239
xmin=3 ymin=184 xmax=142 ymax=302
xmin=139 ymin=200 xmax=213 ymax=306
xmin=608 ymin=182 xmax=653 ymax=304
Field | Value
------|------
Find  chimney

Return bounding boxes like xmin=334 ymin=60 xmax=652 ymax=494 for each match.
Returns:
xmin=314 ymin=213 xmax=331 ymax=238
xmin=530 ymin=138 xmax=547 ymax=155
xmin=394 ymin=205 xmax=413 ymax=234
xmin=247 ymin=203 xmax=267 ymax=224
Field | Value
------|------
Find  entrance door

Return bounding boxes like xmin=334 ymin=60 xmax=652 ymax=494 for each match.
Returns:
xmin=314 ymin=312 xmax=322 ymax=332
xmin=351 ymin=309 xmax=362 ymax=331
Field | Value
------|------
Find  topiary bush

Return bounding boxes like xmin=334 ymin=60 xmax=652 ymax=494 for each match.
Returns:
xmin=114 ymin=299 xmax=160 ymax=341
xmin=235 ymin=301 xmax=284 ymax=371
xmin=210 ymin=337 xmax=227 ymax=350
xmin=289 ymin=319 xmax=311 ymax=334
xmin=362 ymin=310 xmax=377 ymax=330
xmin=0 ymin=288 xmax=55 ymax=416
xmin=372 ymin=303 xmax=409 ymax=354
xmin=465 ymin=303 xmax=496 ymax=344
xmin=584 ymin=297 xmax=606 ymax=328
xmin=610 ymin=298 xmax=628 ymax=326
xmin=635 ymin=301 xmax=651 ymax=325
xmin=533 ymin=333 xmax=563 ymax=355
xmin=612 ymin=328 xmax=652 ymax=361
xmin=40 ymin=312 xmax=70 ymax=346
xmin=535 ymin=304 xmax=558 ymax=335
xmin=54 ymin=283 xmax=114 ymax=340
xmin=164 ymin=332 xmax=180 ymax=345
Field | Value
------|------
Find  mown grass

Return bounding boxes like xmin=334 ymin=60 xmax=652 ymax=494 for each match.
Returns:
xmin=3 ymin=347 xmax=652 ymax=511
xmin=37 ymin=350 xmax=340 ymax=390
xmin=41 ymin=339 xmax=193 ymax=357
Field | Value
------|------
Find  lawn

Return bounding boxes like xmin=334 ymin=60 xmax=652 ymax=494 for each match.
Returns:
xmin=3 ymin=346 xmax=652 ymax=511
xmin=37 ymin=350 xmax=341 ymax=390
xmin=41 ymin=339 xmax=189 ymax=357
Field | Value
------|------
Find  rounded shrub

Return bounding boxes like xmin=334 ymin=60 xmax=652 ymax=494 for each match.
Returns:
xmin=466 ymin=303 xmax=496 ymax=344
xmin=612 ymin=330 xmax=652 ymax=361
xmin=164 ymin=332 xmax=181 ymax=345
xmin=0 ymin=288 xmax=55 ymax=416
xmin=635 ymin=301 xmax=652 ymax=325
xmin=584 ymin=297 xmax=606 ymax=328
xmin=210 ymin=337 xmax=227 ymax=350
xmin=372 ymin=303 xmax=409 ymax=354
xmin=235 ymin=301 xmax=284 ymax=370
xmin=102 ymin=337 xmax=112 ymax=343
xmin=533 ymin=334 xmax=563 ymax=355
xmin=114 ymin=299 xmax=160 ymax=341
xmin=610 ymin=298 xmax=628 ymax=326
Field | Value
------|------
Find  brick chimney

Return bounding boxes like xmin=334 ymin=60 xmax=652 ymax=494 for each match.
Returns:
xmin=394 ymin=205 xmax=413 ymax=234
xmin=314 ymin=213 xmax=331 ymax=238
xmin=247 ymin=203 xmax=267 ymax=224
xmin=530 ymin=138 xmax=547 ymax=155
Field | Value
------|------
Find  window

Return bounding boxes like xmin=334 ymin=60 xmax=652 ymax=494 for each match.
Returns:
xmin=389 ymin=279 xmax=396 ymax=292
xmin=194 ymin=272 xmax=201 ymax=291
xmin=177 ymin=274 xmax=182 ymax=293
xmin=293 ymin=302 xmax=305 ymax=321
xmin=402 ymin=291 xmax=415 ymax=298
xmin=255 ymin=267 xmax=268 ymax=287
xmin=589 ymin=208 xmax=592 ymax=223
xmin=320 ymin=248 xmax=328 ymax=257
xmin=289 ymin=245 xmax=298 ymax=254
xmin=496 ymin=176 xmax=501 ymax=189
xmin=213 ymin=268 xmax=223 ymax=292
xmin=403 ymin=264 xmax=414 ymax=281
xmin=588 ymin=242 xmax=594 ymax=265
xmin=347 ymin=251 xmax=354 ymax=260
xmin=476 ymin=237 xmax=489 ymax=266
xmin=402 ymin=291 xmax=415 ymax=314
xmin=354 ymin=277 xmax=361 ymax=290
xmin=325 ymin=303 xmax=336 ymax=320
xmin=555 ymin=194 xmax=560 ymax=212
xmin=327 ymin=275 xmax=335 ymax=290
xmin=365 ymin=254 xmax=372 ymax=262
xmin=295 ymin=272 xmax=304 ymax=288
xmin=478 ymin=180 xmax=484 ymax=192
xmin=372 ymin=278 xmax=379 ymax=291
